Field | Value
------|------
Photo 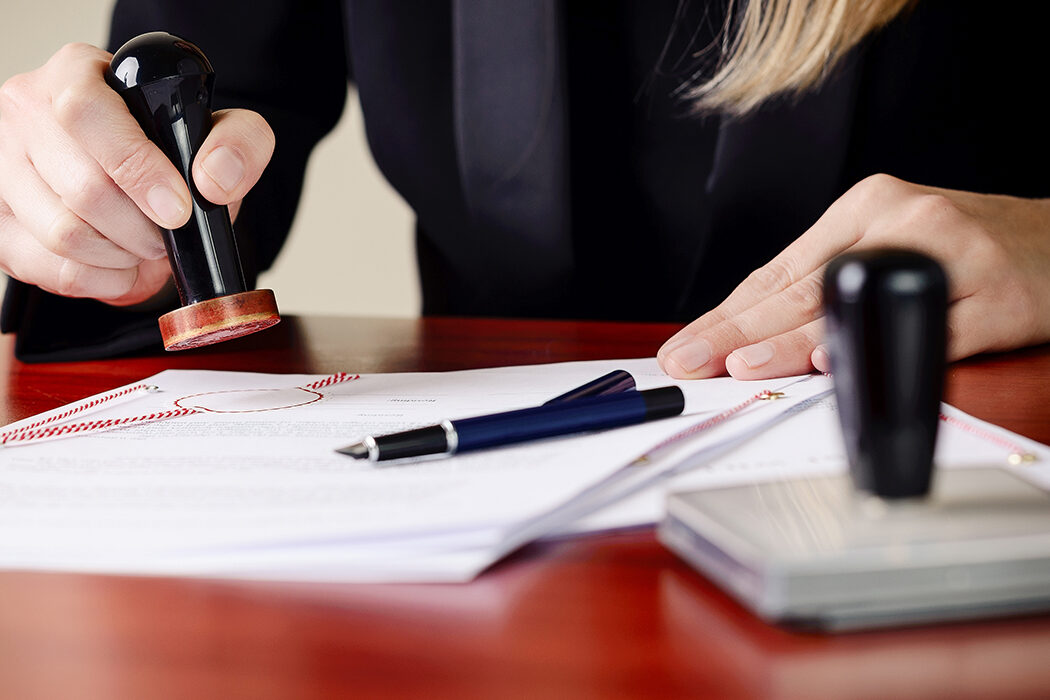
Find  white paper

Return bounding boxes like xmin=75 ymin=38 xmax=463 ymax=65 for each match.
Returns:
xmin=6 ymin=359 xmax=1040 ymax=583
xmin=0 ymin=359 xmax=817 ymax=581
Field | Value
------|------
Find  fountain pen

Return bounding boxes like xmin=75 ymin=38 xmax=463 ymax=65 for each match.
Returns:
xmin=337 ymin=385 xmax=685 ymax=462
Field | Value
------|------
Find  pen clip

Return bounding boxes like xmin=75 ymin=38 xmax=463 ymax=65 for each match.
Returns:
xmin=543 ymin=369 xmax=636 ymax=405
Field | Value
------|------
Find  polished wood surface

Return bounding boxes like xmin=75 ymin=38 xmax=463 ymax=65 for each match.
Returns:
xmin=2 ymin=316 xmax=1049 ymax=699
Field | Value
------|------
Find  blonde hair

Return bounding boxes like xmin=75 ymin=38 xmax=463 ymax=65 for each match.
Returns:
xmin=686 ymin=0 xmax=913 ymax=115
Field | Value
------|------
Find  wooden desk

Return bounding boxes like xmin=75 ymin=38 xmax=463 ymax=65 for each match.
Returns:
xmin=2 ymin=316 xmax=1049 ymax=699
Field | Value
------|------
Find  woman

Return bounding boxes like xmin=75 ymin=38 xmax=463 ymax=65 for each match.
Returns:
xmin=1 ymin=0 xmax=1048 ymax=370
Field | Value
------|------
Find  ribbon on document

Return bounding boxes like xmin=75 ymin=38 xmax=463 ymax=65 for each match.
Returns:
xmin=0 ymin=372 xmax=359 ymax=447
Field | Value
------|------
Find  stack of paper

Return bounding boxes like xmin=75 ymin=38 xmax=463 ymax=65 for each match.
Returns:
xmin=2 ymin=358 xmax=1044 ymax=583
xmin=0 ymin=359 xmax=831 ymax=582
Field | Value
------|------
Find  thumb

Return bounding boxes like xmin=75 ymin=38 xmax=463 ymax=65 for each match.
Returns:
xmin=192 ymin=108 xmax=275 ymax=206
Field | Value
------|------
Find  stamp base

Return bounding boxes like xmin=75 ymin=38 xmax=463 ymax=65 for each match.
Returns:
xmin=159 ymin=290 xmax=280 ymax=351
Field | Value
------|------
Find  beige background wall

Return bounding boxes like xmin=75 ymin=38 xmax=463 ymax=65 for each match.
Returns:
xmin=0 ymin=0 xmax=419 ymax=318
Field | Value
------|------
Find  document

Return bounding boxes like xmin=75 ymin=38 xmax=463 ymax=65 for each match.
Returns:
xmin=2 ymin=358 xmax=1043 ymax=583
xmin=0 ymin=359 xmax=826 ymax=582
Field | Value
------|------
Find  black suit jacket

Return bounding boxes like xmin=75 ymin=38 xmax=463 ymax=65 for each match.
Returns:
xmin=3 ymin=0 xmax=1048 ymax=361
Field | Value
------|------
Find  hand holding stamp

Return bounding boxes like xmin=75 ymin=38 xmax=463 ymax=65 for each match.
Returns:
xmin=106 ymin=32 xmax=279 ymax=351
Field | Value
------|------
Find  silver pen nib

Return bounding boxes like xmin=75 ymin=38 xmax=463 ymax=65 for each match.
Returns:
xmin=336 ymin=442 xmax=370 ymax=459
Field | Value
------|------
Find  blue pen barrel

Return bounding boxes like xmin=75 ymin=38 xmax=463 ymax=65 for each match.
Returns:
xmin=454 ymin=386 xmax=685 ymax=452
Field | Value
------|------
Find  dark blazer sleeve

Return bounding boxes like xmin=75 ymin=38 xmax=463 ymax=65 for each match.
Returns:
xmin=1 ymin=0 xmax=349 ymax=362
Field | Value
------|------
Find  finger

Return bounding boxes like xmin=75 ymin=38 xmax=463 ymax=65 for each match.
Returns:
xmin=811 ymin=344 xmax=831 ymax=374
xmin=192 ymin=109 xmax=274 ymax=205
xmin=0 ymin=199 xmax=57 ymax=283
xmin=25 ymin=122 xmax=169 ymax=262
xmin=946 ymin=288 xmax=1038 ymax=362
xmin=662 ymin=271 xmax=825 ymax=378
xmin=812 ymin=296 xmax=1017 ymax=379
xmin=658 ymin=206 xmax=855 ymax=366
xmin=46 ymin=43 xmax=191 ymax=229
xmin=104 ymin=258 xmax=173 ymax=307
xmin=0 ymin=208 xmax=140 ymax=300
xmin=659 ymin=175 xmax=914 ymax=363
xmin=0 ymin=150 xmax=142 ymax=269
xmin=724 ymin=319 xmax=824 ymax=380
xmin=0 ymin=51 xmax=167 ymax=262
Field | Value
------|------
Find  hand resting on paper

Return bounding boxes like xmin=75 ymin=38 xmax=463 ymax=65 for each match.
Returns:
xmin=0 ymin=42 xmax=274 ymax=306
xmin=658 ymin=174 xmax=1050 ymax=380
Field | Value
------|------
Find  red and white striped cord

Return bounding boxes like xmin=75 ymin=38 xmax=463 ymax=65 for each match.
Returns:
xmin=1 ymin=382 xmax=159 ymax=439
xmin=823 ymin=370 xmax=1038 ymax=465
xmin=939 ymin=412 xmax=1037 ymax=465
xmin=2 ymin=408 xmax=199 ymax=445
xmin=0 ymin=372 xmax=360 ymax=447
xmin=302 ymin=372 xmax=357 ymax=390
xmin=640 ymin=388 xmax=788 ymax=458
xmin=637 ymin=383 xmax=1038 ymax=467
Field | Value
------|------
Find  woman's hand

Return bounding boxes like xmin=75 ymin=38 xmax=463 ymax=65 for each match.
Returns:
xmin=658 ymin=174 xmax=1050 ymax=379
xmin=0 ymin=43 xmax=274 ymax=306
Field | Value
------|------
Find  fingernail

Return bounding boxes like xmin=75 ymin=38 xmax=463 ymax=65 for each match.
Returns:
xmin=668 ymin=338 xmax=713 ymax=373
xmin=732 ymin=341 xmax=775 ymax=369
xmin=658 ymin=334 xmax=689 ymax=359
xmin=147 ymin=185 xmax=187 ymax=227
xmin=812 ymin=344 xmax=831 ymax=372
xmin=202 ymin=146 xmax=245 ymax=194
